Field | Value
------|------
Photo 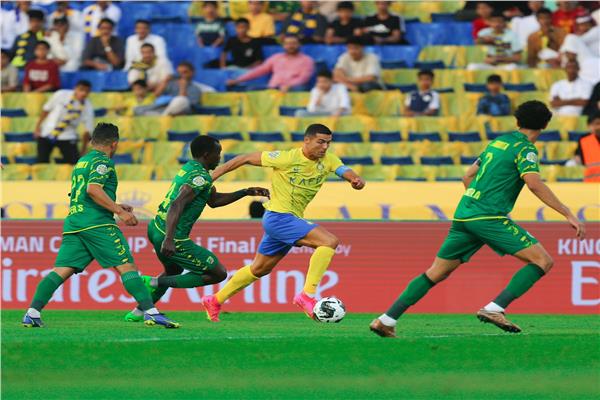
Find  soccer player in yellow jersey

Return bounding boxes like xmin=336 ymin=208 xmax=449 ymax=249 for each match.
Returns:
xmin=201 ymin=123 xmax=365 ymax=321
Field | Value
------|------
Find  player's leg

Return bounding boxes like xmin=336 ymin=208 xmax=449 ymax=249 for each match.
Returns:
xmin=56 ymin=139 xmax=80 ymax=164
xmin=36 ymin=137 xmax=54 ymax=163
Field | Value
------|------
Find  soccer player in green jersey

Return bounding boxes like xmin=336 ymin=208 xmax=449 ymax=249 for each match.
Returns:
xmin=124 ymin=136 xmax=269 ymax=322
xmin=370 ymin=101 xmax=586 ymax=338
xmin=22 ymin=123 xmax=179 ymax=328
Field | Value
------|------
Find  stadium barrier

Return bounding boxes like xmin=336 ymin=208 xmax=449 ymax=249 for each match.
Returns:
xmin=2 ymin=182 xmax=599 ymax=221
xmin=2 ymin=220 xmax=598 ymax=314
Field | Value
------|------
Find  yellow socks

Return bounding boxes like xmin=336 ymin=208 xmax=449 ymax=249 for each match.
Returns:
xmin=215 ymin=265 xmax=258 ymax=304
xmin=303 ymin=246 xmax=336 ymax=295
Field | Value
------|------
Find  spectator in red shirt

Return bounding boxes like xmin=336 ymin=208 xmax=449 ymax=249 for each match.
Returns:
xmin=23 ymin=41 xmax=60 ymax=92
xmin=472 ymin=1 xmax=494 ymax=39
xmin=553 ymin=1 xmax=586 ymax=33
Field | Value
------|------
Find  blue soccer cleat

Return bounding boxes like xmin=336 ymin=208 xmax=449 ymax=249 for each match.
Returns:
xmin=22 ymin=313 xmax=44 ymax=328
xmin=144 ymin=313 xmax=180 ymax=329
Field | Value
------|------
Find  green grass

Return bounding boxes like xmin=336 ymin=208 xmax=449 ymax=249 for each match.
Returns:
xmin=2 ymin=311 xmax=599 ymax=400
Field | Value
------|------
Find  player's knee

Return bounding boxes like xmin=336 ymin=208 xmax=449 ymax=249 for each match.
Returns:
xmin=537 ymin=255 xmax=554 ymax=272
xmin=321 ymin=234 xmax=339 ymax=249
xmin=250 ymin=263 xmax=273 ymax=277
xmin=212 ymin=264 xmax=228 ymax=283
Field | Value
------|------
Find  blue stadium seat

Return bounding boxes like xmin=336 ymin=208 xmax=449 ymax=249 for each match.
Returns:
xmin=540 ymin=159 xmax=567 ymax=165
xmin=164 ymin=24 xmax=197 ymax=65
xmin=262 ymin=45 xmax=283 ymax=59
xmin=436 ymin=87 xmax=455 ymax=93
xmin=341 ymin=156 xmax=374 ymax=165
xmin=415 ymin=60 xmax=445 ymax=69
xmin=376 ymin=45 xmax=420 ymax=67
xmin=4 ymin=132 xmax=35 ymax=142
xmin=388 ymin=84 xmax=417 ymax=93
xmin=113 ymin=154 xmax=134 ymax=164
xmin=381 ymin=156 xmax=414 ymax=165
xmin=370 ymin=131 xmax=402 ymax=142
xmin=206 ymin=132 xmax=244 ymax=141
xmin=1 ymin=156 xmax=8 ymax=165
xmin=120 ymin=2 xmax=156 ymax=22
xmin=504 ymin=83 xmax=536 ymax=92
xmin=280 ymin=106 xmax=304 ymax=116
xmin=194 ymin=69 xmax=229 ymax=92
xmin=421 ymin=156 xmax=454 ymax=165
xmin=538 ymin=130 xmax=562 ymax=142
xmin=61 ymin=71 xmax=105 ymax=91
xmin=167 ymin=130 xmax=200 ymax=142
xmin=568 ymin=131 xmax=588 ymax=141
xmin=460 ymin=155 xmax=479 ymax=164
xmin=446 ymin=22 xmax=474 ymax=45
xmin=223 ymin=153 xmax=239 ymax=162
xmin=249 ymin=132 xmax=285 ymax=142
xmin=193 ymin=47 xmax=223 ymax=67
xmin=225 ymin=21 xmax=237 ymax=37
xmin=196 ymin=106 xmax=232 ymax=116
xmin=381 ymin=60 xmax=408 ymax=69
xmin=333 ymin=132 xmax=363 ymax=143
xmin=14 ymin=156 xmax=37 ymax=164
xmin=408 ymin=131 xmax=441 ymax=142
xmin=405 ymin=23 xmax=447 ymax=47
xmin=291 ymin=131 xmax=305 ymax=141
xmin=1 ymin=108 xmax=27 ymax=117
xmin=431 ymin=13 xmax=456 ymax=22
xmin=464 ymin=83 xmax=488 ymax=92
xmin=302 ymin=45 xmax=345 ymax=69
xmin=448 ymin=131 xmax=481 ymax=142
xmin=154 ymin=2 xmax=191 ymax=22
xmin=103 ymin=71 xmax=130 ymax=91
xmin=94 ymin=108 xmax=108 ymax=117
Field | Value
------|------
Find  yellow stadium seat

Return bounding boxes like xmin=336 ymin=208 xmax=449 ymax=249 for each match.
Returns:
xmin=330 ymin=143 xmax=373 ymax=158
xmin=395 ymin=165 xmax=435 ymax=181
xmin=379 ymin=142 xmax=414 ymax=157
xmin=465 ymin=69 xmax=515 ymax=85
xmin=280 ymin=92 xmax=310 ymax=108
xmin=116 ymin=140 xmax=146 ymax=163
xmin=142 ymin=141 xmax=185 ymax=166
xmin=242 ymin=90 xmax=282 ymax=117
xmin=116 ymin=164 xmax=154 ymax=180
xmin=436 ymin=165 xmax=468 ymax=181
xmin=31 ymin=163 xmax=73 ymax=181
xmin=433 ymin=69 xmax=464 ymax=91
xmin=556 ymin=165 xmax=584 ymax=181
xmin=539 ymin=165 xmax=558 ymax=182
xmin=544 ymin=142 xmax=577 ymax=161
xmin=375 ymin=117 xmax=415 ymax=140
xmin=297 ymin=116 xmax=336 ymax=133
xmin=5 ymin=117 xmax=37 ymax=133
xmin=461 ymin=46 xmax=489 ymax=67
xmin=382 ymin=69 xmax=418 ymax=85
xmin=414 ymin=116 xmax=458 ymax=137
xmin=169 ymin=115 xmax=215 ymax=135
xmin=211 ymin=116 xmax=256 ymax=135
xmin=95 ymin=116 xmax=133 ymax=139
xmin=1 ymin=117 xmax=11 ymax=133
xmin=333 ymin=116 xmax=376 ymax=137
xmin=400 ymin=2 xmax=443 ymax=22
xmin=419 ymin=46 xmax=461 ymax=68
xmin=3 ymin=143 xmax=36 ymax=163
xmin=254 ymin=116 xmax=297 ymax=137
xmin=130 ymin=116 xmax=172 ymax=140
xmin=1 ymin=164 xmax=31 ymax=180
xmin=89 ymin=92 xmax=125 ymax=111
xmin=1 ymin=93 xmax=49 ymax=116
xmin=360 ymin=165 xmax=398 ymax=182
xmin=202 ymin=92 xmax=243 ymax=116
xmin=154 ymin=164 xmax=182 ymax=180
xmin=361 ymin=91 xmax=402 ymax=116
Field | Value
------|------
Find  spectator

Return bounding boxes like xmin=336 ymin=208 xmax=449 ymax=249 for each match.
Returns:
xmin=23 ymin=41 xmax=60 ymax=93
xmin=48 ymin=1 xmax=84 ymax=34
xmin=46 ymin=17 xmax=84 ymax=72
xmin=476 ymin=74 xmax=511 ymax=116
xmin=281 ymin=1 xmax=327 ymax=43
xmin=11 ymin=9 xmax=45 ymax=69
xmin=560 ymin=16 xmax=600 ymax=84
xmin=527 ymin=8 xmax=566 ymax=68
xmin=511 ymin=1 xmax=543 ymax=48
xmin=318 ymin=1 xmax=340 ymax=23
xmin=195 ymin=1 xmax=225 ymax=47
xmin=582 ymin=82 xmax=600 ymax=118
xmin=220 ymin=18 xmax=263 ymax=69
xmin=1 ymin=8 xmax=12 ymax=50
xmin=127 ymin=43 xmax=173 ymax=95
xmin=227 ymin=35 xmax=314 ymax=92
xmin=572 ymin=112 xmax=600 ymax=182
xmin=119 ymin=80 xmax=155 ymax=116
xmin=552 ymin=0 xmax=585 ymax=33
xmin=468 ymin=11 xmax=522 ymax=70
xmin=362 ymin=1 xmax=404 ymax=45
xmin=2 ymin=1 xmax=32 ymax=50
xmin=34 ymin=80 xmax=94 ymax=164
xmin=1 ymin=50 xmax=19 ymax=91
xmin=249 ymin=200 xmax=265 ymax=218
xmin=124 ymin=19 xmax=168 ymax=70
xmin=82 ymin=1 xmax=121 ymax=40
xmin=549 ymin=60 xmax=593 ymax=116
xmin=325 ymin=2 xmax=362 ymax=45
xmin=333 ymin=36 xmax=383 ymax=92
xmin=268 ymin=1 xmax=300 ymax=22
xmin=82 ymin=18 xmax=125 ymax=70
xmin=245 ymin=1 xmax=276 ymax=41
xmin=296 ymin=70 xmax=351 ymax=117
xmin=472 ymin=1 xmax=494 ymax=39
xmin=572 ymin=15 xmax=600 ymax=58
xmin=404 ymin=70 xmax=440 ymax=117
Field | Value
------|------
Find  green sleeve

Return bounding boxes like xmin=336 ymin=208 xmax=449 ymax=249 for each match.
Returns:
xmin=88 ymin=157 xmax=113 ymax=186
xmin=516 ymin=145 xmax=540 ymax=177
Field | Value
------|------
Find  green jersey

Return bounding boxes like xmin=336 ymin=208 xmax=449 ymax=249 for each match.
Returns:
xmin=63 ymin=149 xmax=118 ymax=234
xmin=154 ymin=160 xmax=213 ymax=240
xmin=454 ymin=131 xmax=540 ymax=220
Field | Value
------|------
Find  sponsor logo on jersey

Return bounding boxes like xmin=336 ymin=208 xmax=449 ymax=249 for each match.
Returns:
xmin=526 ymin=152 xmax=538 ymax=163
xmin=96 ymin=164 xmax=108 ymax=175
xmin=192 ymin=176 xmax=206 ymax=187
xmin=268 ymin=151 xmax=281 ymax=159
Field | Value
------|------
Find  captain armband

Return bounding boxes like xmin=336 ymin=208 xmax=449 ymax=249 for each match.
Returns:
xmin=335 ymin=165 xmax=351 ymax=177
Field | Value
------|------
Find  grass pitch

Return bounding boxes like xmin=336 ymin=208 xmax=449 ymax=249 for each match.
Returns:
xmin=2 ymin=311 xmax=599 ymax=400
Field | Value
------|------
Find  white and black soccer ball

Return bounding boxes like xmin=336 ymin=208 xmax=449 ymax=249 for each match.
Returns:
xmin=313 ymin=297 xmax=346 ymax=323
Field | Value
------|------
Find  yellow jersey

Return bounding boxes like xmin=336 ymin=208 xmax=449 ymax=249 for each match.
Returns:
xmin=261 ymin=148 xmax=344 ymax=218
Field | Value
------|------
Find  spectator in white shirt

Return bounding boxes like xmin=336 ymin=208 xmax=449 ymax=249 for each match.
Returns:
xmin=127 ymin=43 xmax=173 ymax=96
xmin=3 ymin=1 xmax=32 ymax=49
xmin=1 ymin=9 xmax=14 ymax=50
xmin=34 ymin=80 xmax=95 ymax=164
xmin=46 ymin=17 xmax=84 ymax=71
xmin=82 ymin=1 xmax=121 ymax=40
xmin=48 ymin=1 xmax=84 ymax=34
xmin=560 ymin=15 xmax=600 ymax=84
xmin=333 ymin=36 xmax=384 ymax=92
xmin=124 ymin=19 xmax=168 ymax=70
xmin=550 ymin=60 xmax=593 ymax=116
xmin=511 ymin=1 xmax=543 ymax=48
xmin=296 ymin=70 xmax=351 ymax=117
xmin=468 ymin=11 xmax=523 ymax=70
xmin=404 ymin=69 xmax=440 ymax=116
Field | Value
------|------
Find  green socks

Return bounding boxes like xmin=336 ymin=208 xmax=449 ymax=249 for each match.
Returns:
xmin=121 ymin=271 xmax=154 ymax=311
xmin=386 ymin=273 xmax=435 ymax=319
xmin=157 ymin=273 xmax=204 ymax=289
xmin=30 ymin=271 xmax=64 ymax=311
xmin=493 ymin=264 xmax=545 ymax=308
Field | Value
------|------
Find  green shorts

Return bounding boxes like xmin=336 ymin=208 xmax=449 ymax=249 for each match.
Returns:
xmin=55 ymin=225 xmax=134 ymax=271
xmin=148 ymin=220 xmax=219 ymax=273
xmin=437 ymin=218 xmax=538 ymax=263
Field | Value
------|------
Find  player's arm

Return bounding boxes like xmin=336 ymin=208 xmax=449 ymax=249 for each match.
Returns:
xmin=211 ymin=152 xmax=263 ymax=181
xmin=523 ymin=173 xmax=585 ymax=239
xmin=462 ymin=159 xmax=481 ymax=189
xmin=207 ymin=186 xmax=270 ymax=208
xmin=86 ymin=184 xmax=137 ymax=226
xmin=160 ymin=184 xmax=197 ymax=257
xmin=337 ymin=166 xmax=366 ymax=190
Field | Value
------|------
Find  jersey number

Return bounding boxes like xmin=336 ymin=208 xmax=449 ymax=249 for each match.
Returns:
xmin=475 ymin=152 xmax=494 ymax=182
xmin=71 ymin=175 xmax=85 ymax=203
xmin=159 ymin=183 xmax=178 ymax=211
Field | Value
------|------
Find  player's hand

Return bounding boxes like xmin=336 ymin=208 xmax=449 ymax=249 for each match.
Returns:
xmin=118 ymin=204 xmax=134 ymax=212
xmin=161 ymin=238 xmax=176 ymax=257
xmin=567 ymin=214 xmax=585 ymax=240
xmin=117 ymin=208 xmax=138 ymax=226
xmin=350 ymin=176 xmax=365 ymax=190
xmin=246 ymin=187 xmax=270 ymax=198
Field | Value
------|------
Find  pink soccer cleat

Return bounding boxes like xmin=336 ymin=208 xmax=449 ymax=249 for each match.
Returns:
xmin=201 ymin=295 xmax=222 ymax=322
xmin=293 ymin=292 xmax=317 ymax=320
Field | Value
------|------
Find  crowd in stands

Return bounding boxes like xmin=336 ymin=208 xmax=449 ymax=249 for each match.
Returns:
xmin=1 ymin=0 xmax=599 ymax=181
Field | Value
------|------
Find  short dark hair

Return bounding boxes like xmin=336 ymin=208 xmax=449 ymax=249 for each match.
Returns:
xmin=305 ymin=123 xmax=332 ymax=137
xmin=131 ymin=79 xmax=147 ymax=88
xmin=99 ymin=18 xmax=115 ymax=27
xmin=27 ymin=10 xmax=45 ymax=21
xmin=53 ymin=16 xmax=68 ymax=25
xmin=191 ymin=135 xmax=220 ymax=158
xmin=141 ymin=43 xmax=155 ymax=51
xmin=514 ymin=101 xmax=552 ymax=130
xmin=203 ymin=1 xmax=217 ymax=8
xmin=135 ymin=19 xmax=151 ymax=26
xmin=236 ymin=17 xmax=250 ymax=25
xmin=588 ymin=111 xmax=600 ymax=125
xmin=91 ymin=123 xmax=119 ymax=145
xmin=490 ymin=10 xmax=506 ymax=20
xmin=536 ymin=8 xmax=552 ymax=17
xmin=178 ymin=61 xmax=195 ymax=72
xmin=487 ymin=74 xmax=503 ymax=84
xmin=337 ymin=1 xmax=354 ymax=11
xmin=1 ymin=49 xmax=12 ymax=59
xmin=347 ymin=36 xmax=364 ymax=46
xmin=75 ymin=80 xmax=92 ymax=89
xmin=317 ymin=69 xmax=332 ymax=80
xmin=35 ymin=41 xmax=50 ymax=50
xmin=418 ymin=69 xmax=434 ymax=79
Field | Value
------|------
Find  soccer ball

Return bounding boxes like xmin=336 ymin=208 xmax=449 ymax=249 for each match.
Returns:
xmin=313 ymin=297 xmax=346 ymax=323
